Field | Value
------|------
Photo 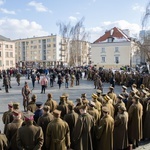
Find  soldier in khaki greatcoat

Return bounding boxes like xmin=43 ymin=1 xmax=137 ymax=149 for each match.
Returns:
xmin=6 ymin=110 xmax=23 ymax=150
xmin=95 ymin=106 xmax=114 ymax=150
xmin=22 ymin=81 xmax=31 ymax=111
xmin=16 ymin=111 xmax=44 ymax=149
xmin=2 ymin=102 xmax=13 ymax=125
xmin=27 ymin=94 xmax=37 ymax=113
xmin=44 ymin=93 xmax=58 ymax=113
xmin=128 ymin=95 xmax=143 ymax=149
xmin=107 ymin=86 xmax=117 ymax=105
xmin=0 ymin=132 xmax=9 ymax=150
xmin=64 ymin=103 xmax=78 ymax=149
xmin=113 ymin=106 xmax=129 ymax=150
xmin=37 ymin=105 xmax=53 ymax=150
xmin=46 ymin=109 xmax=70 ymax=150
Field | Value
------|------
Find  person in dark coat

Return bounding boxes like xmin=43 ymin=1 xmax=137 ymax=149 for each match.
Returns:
xmin=73 ymin=105 xmax=94 ymax=150
xmin=57 ymin=73 xmax=63 ymax=89
xmin=31 ymin=73 xmax=36 ymax=88
xmin=34 ymin=102 xmax=43 ymax=123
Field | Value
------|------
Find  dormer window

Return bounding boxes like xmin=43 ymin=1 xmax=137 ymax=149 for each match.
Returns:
xmin=115 ymin=47 xmax=119 ymax=53
xmin=107 ymin=37 xmax=113 ymax=42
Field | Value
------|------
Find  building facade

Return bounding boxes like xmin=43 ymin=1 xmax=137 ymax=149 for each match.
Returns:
xmin=91 ymin=27 xmax=140 ymax=69
xmin=14 ymin=34 xmax=66 ymax=68
xmin=14 ymin=35 xmax=91 ymax=68
xmin=0 ymin=35 xmax=15 ymax=70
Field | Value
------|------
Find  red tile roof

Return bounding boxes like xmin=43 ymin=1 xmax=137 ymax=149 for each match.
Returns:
xmin=93 ymin=27 xmax=131 ymax=43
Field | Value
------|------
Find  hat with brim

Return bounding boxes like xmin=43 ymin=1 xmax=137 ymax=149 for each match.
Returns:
xmin=102 ymin=107 xmax=110 ymax=113
xmin=122 ymin=86 xmax=127 ymax=90
xmin=78 ymin=105 xmax=87 ymax=110
xmin=142 ymin=89 xmax=148 ymax=95
xmin=109 ymin=86 xmax=114 ymax=90
xmin=13 ymin=102 xmax=20 ymax=109
xmin=8 ymin=102 xmax=13 ymax=108
xmin=133 ymin=95 xmax=140 ymax=101
xmin=24 ymin=111 xmax=34 ymax=121
xmin=92 ymin=93 xmax=98 ymax=99
xmin=88 ymin=101 xmax=96 ymax=107
xmin=53 ymin=109 xmax=61 ymax=118
xmin=117 ymin=94 xmax=124 ymax=99
xmin=118 ymin=106 xmax=126 ymax=111
xmin=76 ymin=98 xmax=82 ymax=103
xmin=13 ymin=110 xmax=21 ymax=116
xmin=36 ymin=101 xmax=43 ymax=107
xmin=103 ymin=95 xmax=110 ymax=102
xmin=96 ymin=90 xmax=102 ymax=94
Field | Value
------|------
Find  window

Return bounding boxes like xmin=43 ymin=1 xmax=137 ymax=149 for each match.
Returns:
xmin=53 ymin=44 xmax=56 ymax=47
xmin=5 ymin=45 xmax=8 ymax=48
xmin=6 ymin=52 xmax=9 ymax=57
xmin=47 ymin=39 xmax=51 ymax=42
xmin=53 ymin=38 xmax=56 ymax=42
xmin=6 ymin=60 xmax=9 ymax=66
xmin=39 ymin=40 xmax=41 ymax=43
xmin=0 ymin=44 xmax=1 ymax=48
xmin=0 ymin=51 xmax=1 ymax=57
xmin=115 ymin=56 xmax=119 ymax=64
xmin=10 ymin=52 xmax=13 ymax=57
xmin=107 ymin=37 xmax=113 ymax=42
xmin=115 ymin=47 xmax=119 ymax=53
xmin=10 ymin=61 xmax=13 ymax=65
xmin=39 ymin=45 xmax=41 ymax=48
xmin=101 ymin=56 xmax=105 ymax=63
xmin=0 ymin=60 xmax=1 ymax=66
xmin=10 ymin=45 xmax=13 ymax=48
xmin=101 ymin=48 xmax=105 ymax=53
xmin=47 ymin=44 xmax=51 ymax=47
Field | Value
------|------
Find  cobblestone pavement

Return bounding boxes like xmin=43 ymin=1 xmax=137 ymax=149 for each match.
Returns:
xmin=0 ymin=76 xmax=150 ymax=149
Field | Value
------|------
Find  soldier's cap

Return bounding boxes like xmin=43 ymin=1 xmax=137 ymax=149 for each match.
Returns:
xmin=92 ymin=93 xmax=98 ymax=99
xmin=62 ymin=93 xmax=69 ymax=97
xmin=12 ymin=110 xmax=21 ymax=116
xmin=60 ymin=96 xmax=66 ymax=101
xmin=8 ymin=102 xmax=13 ymax=108
xmin=118 ymin=106 xmax=126 ymax=111
xmin=43 ymin=105 xmax=50 ymax=112
xmin=140 ymin=84 xmax=145 ymax=89
xmin=88 ymin=101 xmax=96 ymax=107
xmin=132 ymin=84 xmax=137 ymax=88
xmin=53 ymin=109 xmax=61 ymax=117
xmin=68 ymin=103 xmax=75 ymax=110
xmin=24 ymin=111 xmax=34 ymax=121
xmin=24 ymin=81 xmax=28 ymax=85
xmin=13 ymin=102 xmax=20 ymax=109
xmin=36 ymin=101 xmax=43 ymax=107
xmin=103 ymin=94 xmax=110 ymax=102
xmin=109 ymin=86 xmax=114 ymax=90
xmin=142 ymin=89 xmax=148 ymax=95
xmin=78 ymin=104 xmax=87 ymax=110
xmin=81 ymin=93 xmax=86 ymax=98
xmin=117 ymin=94 xmax=124 ymax=99
xmin=96 ymin=90 xmax=102 ymax=94
xmin=76 ymin=98 xmax=82 ymax=103
xmin=102 ymin=106 xmax=110 ymax=113
xmin=47 ymin=93 xmax=52 ymax=98
xmin=31 ymin=94 xmax=37 ymax=100
xmin=133 ymin=94 xmax=140 ymax=100
xmin=122 ymin=85 xmax=127 ymax=90
xmin=145 ymin=88 xmax=150 ymax=92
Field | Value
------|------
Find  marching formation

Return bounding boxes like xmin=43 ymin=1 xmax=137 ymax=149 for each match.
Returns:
xmin=0 ymin=67 xmax=150 ymax=150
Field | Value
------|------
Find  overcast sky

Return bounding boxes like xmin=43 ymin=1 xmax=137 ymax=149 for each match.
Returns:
xmin=0 ymin=0 xmax=148 ymax=42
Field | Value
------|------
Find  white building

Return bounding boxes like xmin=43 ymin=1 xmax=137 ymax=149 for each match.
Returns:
xmin=91 ymin=27 xmax=140 ymax=69
xmin=14 ymin=34 xmax=67 ymax=68
xmin=0 ymin=35 xmax=15 ymax=70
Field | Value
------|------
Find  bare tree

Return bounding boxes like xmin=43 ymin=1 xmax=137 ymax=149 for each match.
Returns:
xmin=57 ymin=17 xmax=89 ymax=66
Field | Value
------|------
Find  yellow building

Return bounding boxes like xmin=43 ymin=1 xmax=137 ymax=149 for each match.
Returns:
xmin=0 ymin=35 xmax=15 ymax=70
xmin=91 ymin=27 xmax=140 ymax=69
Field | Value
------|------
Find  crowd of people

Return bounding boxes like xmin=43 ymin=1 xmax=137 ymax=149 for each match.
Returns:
xmin=0 ymin=66 xmax=150 ymax=150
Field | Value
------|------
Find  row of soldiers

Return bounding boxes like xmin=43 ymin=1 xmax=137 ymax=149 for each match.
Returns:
xmin=1 ymin=84 xmax=150 ymax=150
xmin=87 ymin=68 xmax=150 ymax=89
